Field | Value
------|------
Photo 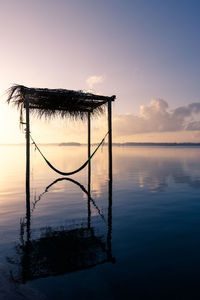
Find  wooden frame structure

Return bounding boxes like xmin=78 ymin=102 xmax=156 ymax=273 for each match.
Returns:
xmin=7 ymin=85 xmax=115 ymax=181
xmin=7 ymin=85 xmax=116 ymax=231
xmin=7 ymin=85 xmax=116 ymax=280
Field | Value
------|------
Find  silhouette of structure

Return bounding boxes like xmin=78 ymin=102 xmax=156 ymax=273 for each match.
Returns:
xmin=7 ymin=85 xmax=115 ymax=281
xmin=7 ymin=84 xmax=115 ymax=201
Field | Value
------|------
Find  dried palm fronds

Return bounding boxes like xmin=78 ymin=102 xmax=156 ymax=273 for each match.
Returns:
xmin=7 ymin=84 xmax=115 ymax=120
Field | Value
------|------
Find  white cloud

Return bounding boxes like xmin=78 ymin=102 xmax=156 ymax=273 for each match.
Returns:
xmin=113 ymin=98 xmax=200 ymax=137
xmin=86 ymin=75 xmax=104 ymax=89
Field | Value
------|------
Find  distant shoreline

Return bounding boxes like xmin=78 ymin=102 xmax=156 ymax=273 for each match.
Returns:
xmin=1 ymin=142 xmax=200 ymax=147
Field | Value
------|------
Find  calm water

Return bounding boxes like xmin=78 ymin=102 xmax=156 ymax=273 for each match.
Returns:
xmin=1 ymin=145 xmax=200 ymax=299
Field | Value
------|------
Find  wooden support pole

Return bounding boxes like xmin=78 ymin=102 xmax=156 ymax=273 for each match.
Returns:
xmin=108 ymin=100 xmax=112 ymax=181
xmin=88 ymin=112 xmax=91 ymax=159
xmin=25 ymin=95 xmax=31 ymax=241
xmin=87 ymin=112 xmax=91 ymax=228
xmin=107 ymin=99 xmax=113 ymax=261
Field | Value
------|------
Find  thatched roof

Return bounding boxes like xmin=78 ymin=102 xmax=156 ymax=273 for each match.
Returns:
xmin=7 ymin=84 xmax=116 ymax=119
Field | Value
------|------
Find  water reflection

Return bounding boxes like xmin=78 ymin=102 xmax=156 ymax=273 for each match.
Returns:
xmin=2 ymin=146 xmax=200 ymax=298
xmin=31 ymin=178 xmax=106 ymax=222
xmin=114 ymin=147 xmax=200 ymax=192
xmin=9 ymin=175 xmax=114 ymax=282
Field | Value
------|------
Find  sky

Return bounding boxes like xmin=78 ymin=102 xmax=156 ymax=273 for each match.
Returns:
xmin=0 ymin=0 xmax=200 ymax=143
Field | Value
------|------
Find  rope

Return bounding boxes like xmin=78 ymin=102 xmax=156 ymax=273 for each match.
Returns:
xmin=30 ymin=131 xmax=109 ymax=176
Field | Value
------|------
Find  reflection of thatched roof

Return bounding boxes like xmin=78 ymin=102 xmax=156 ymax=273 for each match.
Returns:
xmin=15 ymin=226 xmax=109 ymax=281
xmin=7 ymin=84 xmax=116 ymax=119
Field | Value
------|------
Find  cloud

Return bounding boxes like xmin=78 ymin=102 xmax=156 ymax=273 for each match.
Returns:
xmin=86 ymin=75 xmax=104 ymax=89
xmin=114 ymin=98 xmax=200 ymax=137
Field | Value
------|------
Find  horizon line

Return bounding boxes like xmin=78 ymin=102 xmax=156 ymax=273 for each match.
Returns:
xmin=1 ymin=142 xmax=200 ymax=146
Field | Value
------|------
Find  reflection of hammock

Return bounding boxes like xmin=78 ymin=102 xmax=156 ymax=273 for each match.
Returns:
xmin=30 ymin=131 xmax=108 ymax=176
xmin=32 ymin=177 xmax=106 ymax=222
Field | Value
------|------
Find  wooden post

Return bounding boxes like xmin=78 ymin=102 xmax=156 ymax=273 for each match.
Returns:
xmin=25 ymin=95 xmax=30 ymax=240
xmin=108 ymin=100 xmax=112 ymax=181
xmin=107 ymin=99 xmax=113 ymax=261
xmin=87 ymin=112 xmax=91 ymax=228
xmin=88 ymin=112 xmax=91 ymax=160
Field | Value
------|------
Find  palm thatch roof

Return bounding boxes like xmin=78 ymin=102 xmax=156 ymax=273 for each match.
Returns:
xmin=7 ymin=84 xmax=116 ymax=119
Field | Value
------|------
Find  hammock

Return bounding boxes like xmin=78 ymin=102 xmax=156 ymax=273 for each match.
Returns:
xmin=30 ymin=131 xmax=108 ymax=176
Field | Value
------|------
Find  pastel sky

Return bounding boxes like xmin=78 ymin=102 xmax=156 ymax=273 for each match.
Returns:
xmin=0 ymin=0 xmax=200 ymax=143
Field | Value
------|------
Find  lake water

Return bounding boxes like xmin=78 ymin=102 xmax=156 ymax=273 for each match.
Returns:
xmin=1 ymin=145 xmax=200 ymax=299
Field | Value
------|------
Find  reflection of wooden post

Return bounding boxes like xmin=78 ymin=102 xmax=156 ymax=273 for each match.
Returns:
xmin=88 ymin=112 xmax=91 ymax=228
xmin=25 ymin=95 xmax=30 ymax=241
xmin=107 ymin=177 xmax=113 ymax=261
